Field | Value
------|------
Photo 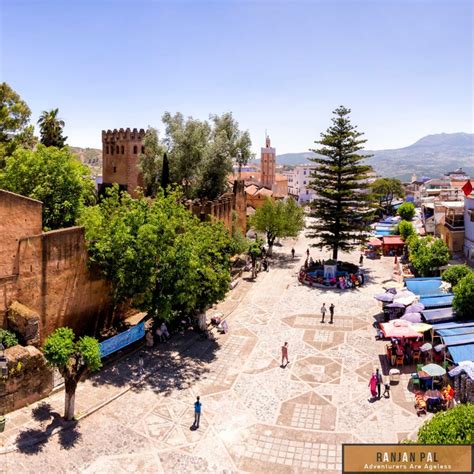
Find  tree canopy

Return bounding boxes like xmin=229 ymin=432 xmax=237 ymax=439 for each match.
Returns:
xmin=0 ymin=145 xmax=95 ymax=230
xmin=38 ymin=108 xmax=67 ymax=148
xmin=307 ymin=106 xmax=374 ymax=260
xmin=453 ymin=272 xmax=474 ymax=320
xmin=251 ymin=197 xmax=305 ymax=254
xmin=79 ymin=186 xmax=234 ymax=321
xmin=397 ymin=201 xmax=416 ymax=221
xmin=139 ymin=127 xmax=167 ymax=197
xmin=416 ymin=403 xmax=473 ymax=444
xmin=370 ymin=177 xmax=405 ymax=215
xmin=407 ymin=236 xmax=450 ymax=277
xmin=442 ymin=265 xmax=473 ymax=288
xmin=0 ymin=82 xmax=36 ymax=163
xmin=397 ymin=220 xmax=415 ymax=240
xmin=43 ymin=327 xmax=101 ymax=420
xmin=162 ymin=111 xmax=252 ymax=199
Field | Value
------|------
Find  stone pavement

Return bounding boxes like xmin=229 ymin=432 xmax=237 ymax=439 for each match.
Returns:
xmin=2 ymin=228 xmax=427 ymax=473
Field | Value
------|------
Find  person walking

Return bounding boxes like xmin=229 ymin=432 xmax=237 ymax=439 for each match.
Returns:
xmin=138 ymin=355 xmax=144 ymax=375
xmin=329 ymin=303 xmax=335 ymax=324
xmin=359 ymin=254 xmax=364 ymax=266
xmin=368 ymin=373 xmax=378 ymax=401
xmin=320 ymin=303 xmax=327 ymax=323
xmin=306 ymin=248 xmax=310 ymax=258
xmin=376 ymin=368 xmax=383 ymax=399
xmin=281 ymin=342 xmax=289 ymax=367
xmin=194 ymin=396 xmax=202 ymax=428
xmin=291 ymin=248 xmax=295 ymax=259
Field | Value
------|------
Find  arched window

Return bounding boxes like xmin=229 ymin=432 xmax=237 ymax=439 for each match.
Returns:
xmin=113 ymin=166 xmax=116 ymax=173
xmin=116 ymin=145 xmax=119 ymax=154
xmin=121 ymin=145 xmax=124 ymax=154
xmin=106 ymin=145 xmax=109 ymax=154
xmin=133 ymin=145 xmax=137 ymax=154
xmin=141 ymin=146 xmax=145 ymax=154
xmin=111 ymin=146 xmax=114 ymax=155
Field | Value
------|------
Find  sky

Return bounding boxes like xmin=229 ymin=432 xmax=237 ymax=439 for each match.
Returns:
xmin=1 ymin=0 xmax=473 ymax=155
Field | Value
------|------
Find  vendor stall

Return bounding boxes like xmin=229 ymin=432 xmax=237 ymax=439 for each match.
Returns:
xmin=382 ymin=236 xmax=405 ymax=256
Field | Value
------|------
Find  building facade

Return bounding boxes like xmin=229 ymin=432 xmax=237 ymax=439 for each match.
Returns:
xmin=286 ymin=165 xmax=317 ymax=204
xmin=464 ymin=195 xmax=474 ymax=265
xmin=260 ymin=135 xmax=276 ymax=189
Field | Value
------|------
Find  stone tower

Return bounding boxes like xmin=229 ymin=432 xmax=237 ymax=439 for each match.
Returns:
xmin=260 ymin=134 xmax=276 ymax=189
xmin=102 ymin=128 xmax=146 ymax=197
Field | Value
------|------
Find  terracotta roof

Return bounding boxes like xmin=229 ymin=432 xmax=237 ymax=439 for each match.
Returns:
xmin=244 ymin=184 xmax=259 ymax=195
xmin=255 ymin=188 xmax=273 ymax=197
xmin=275 ymin=174 xmax=288 ymax=182
xmin=382 ymin=236 xmax=405 ymax=245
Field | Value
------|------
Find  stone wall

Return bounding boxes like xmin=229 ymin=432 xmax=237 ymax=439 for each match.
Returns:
xmin=187 ymin=179 xmax=247 ymax=234
xmin=0 ymin=190 xmax=113 ymax=343
xmin=0 ymin=190 xmax=42 ymax=278
xmin=0 ymin=345 xmax=53 ymax=414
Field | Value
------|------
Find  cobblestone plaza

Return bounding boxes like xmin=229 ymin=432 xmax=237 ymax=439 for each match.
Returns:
xmin=3 ymin=232 xmax=426 ymax=473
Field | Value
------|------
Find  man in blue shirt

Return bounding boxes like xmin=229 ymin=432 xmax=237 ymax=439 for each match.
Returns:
xmin=194 ymin=396 xmax=201 ymax=428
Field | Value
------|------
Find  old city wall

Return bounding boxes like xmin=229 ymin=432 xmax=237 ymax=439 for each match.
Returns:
xmin=188 ymin=180 xmax=247 ymax=234
xmin=0 ymin=190 xmax=113 ymax=343
xmin=0 ymin=190 xmax=42 ymax=279
xmin=15 ymin=227 xmax=112 ymax=342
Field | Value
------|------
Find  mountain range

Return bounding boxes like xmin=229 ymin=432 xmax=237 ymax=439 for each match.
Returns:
xmin=276 ymin=132 xmax=474 ymax=181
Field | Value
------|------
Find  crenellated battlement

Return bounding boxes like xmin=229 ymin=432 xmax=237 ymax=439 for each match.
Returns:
xmin=102 ymin=128 xmax=146 ymax=142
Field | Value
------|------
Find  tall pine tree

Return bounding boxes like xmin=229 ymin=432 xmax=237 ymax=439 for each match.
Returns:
xmin=307 ymin=106 xmax=373 ymax=260
xmin=161 ymin=152 xmax=170 ymax=195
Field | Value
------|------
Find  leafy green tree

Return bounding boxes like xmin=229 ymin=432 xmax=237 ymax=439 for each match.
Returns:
xmin=307 ymin=106 xmax=374 ymax=260
xmin=408 ymin=236 xmax=450 ymax=277
xmin=162 ymin=112 xmax=210 ymax=196
xmin=79 ymin=186 xmax=234 ymax=322
xmin=248 ymin=239 xmax=264 ymax=279
xmin=442 ymin=265 xmax=473 ymax=288
xmin=0 ymin=329 xmax=18 ymax=348
xmin=397 ymin=220 xmax=415 ymax=240
xmin=161 ymin=152 xmax=170 ymax=194
xmin=0 ymin=145 xmax=95 ymax=230
xmin=37 ymin=108 xmax=67 ymax=148
xmin=43 ymin=327 xmax=101 ymax=420
xmin=230 ymin=211 xmax=249 ymax=255
xmin=453 ymin=273 xmax=474 ymax=320
xmin=251 ymin=197 xmax=305 ymax=255
xmin=416 ymin=403 xmax=473 ymax=444
xmin=370 ymin=177 xmax=405 ymax=215
xmin=397 ymin=202 xmax=416 ymax=221
xmin=0 ymin=82 xmax=37 ymax=163
xmin=139 ymin=127 xmax=166 ymax=197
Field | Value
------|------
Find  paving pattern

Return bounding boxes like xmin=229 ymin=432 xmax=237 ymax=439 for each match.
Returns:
xmin=2 ymin=228 xmax=427 ymax=473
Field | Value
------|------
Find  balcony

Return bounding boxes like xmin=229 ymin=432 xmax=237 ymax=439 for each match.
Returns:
xmin=444 ymin=215 xmax=464 ymax=231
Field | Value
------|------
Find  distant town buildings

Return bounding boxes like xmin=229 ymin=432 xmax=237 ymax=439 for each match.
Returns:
xmin=285 ymin=165 xmax=317 ymax=204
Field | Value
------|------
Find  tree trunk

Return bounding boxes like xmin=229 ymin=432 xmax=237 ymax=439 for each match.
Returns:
xmin=332 ymin=246 xmax=338 ymax=261
xmin=64 ymin=379 xmax=78 ymax=421
xmin=267 ymin=235 xmax=275 ymax=257
xmin=197 ymin=311 xmax=207 ymax=331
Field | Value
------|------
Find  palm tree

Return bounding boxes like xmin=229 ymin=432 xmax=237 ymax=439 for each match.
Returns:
xmin=37 ymin=108 xmax=67 ymax=147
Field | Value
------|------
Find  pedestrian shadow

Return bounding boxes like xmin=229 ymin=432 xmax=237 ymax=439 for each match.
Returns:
xmin=15 ymin=409 xmax=82 ymax=455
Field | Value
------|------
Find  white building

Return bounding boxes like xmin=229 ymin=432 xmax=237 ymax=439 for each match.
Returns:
xmin=464 ymin=194 xmax=474 ymax=265
xmin=286 ymin=165 xmax=317 ymax=204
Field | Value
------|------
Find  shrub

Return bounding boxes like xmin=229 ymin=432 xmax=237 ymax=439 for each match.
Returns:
xmin=408 ymin=236 xmax=450 ymax=277
xmin=442 ymin=265 xmax=473 ymax=288
xmin=0 ymin=329 xmax=19 ymax=348
xmin=397 ymin=220 xmax=415 ymax=240
xmin=453 ymin=272 xmax=474 ymax=320
xmin=398 ymin=202 xmax=416 ymax=221
xmin=417 ymin=403 xmax=474 ymax=444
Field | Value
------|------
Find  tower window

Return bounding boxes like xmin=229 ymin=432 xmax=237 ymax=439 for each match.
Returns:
xmin=121 ymin=145 xmax=124 ymax=154
xmin=116 ymin=145 xmax=119 ymax=154
xmin=133 ymin=145 xmax=138 ymax=154
xmin=106 ymin=145 xmax=109 ymax=154
xmin=111 ymin=146 xmax=114 ymax=155
xmin=113 ymin=166 xmax=116 ymax=173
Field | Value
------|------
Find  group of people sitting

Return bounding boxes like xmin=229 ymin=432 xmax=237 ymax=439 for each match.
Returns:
xmin=387 ymin=337 xmax=424 ymax=366
xmin=145 ymin=321 xmax=171 ymax=347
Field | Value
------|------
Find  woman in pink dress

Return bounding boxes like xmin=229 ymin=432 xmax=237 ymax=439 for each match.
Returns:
xmin=368 ymin=373 xmax=378 ymax=400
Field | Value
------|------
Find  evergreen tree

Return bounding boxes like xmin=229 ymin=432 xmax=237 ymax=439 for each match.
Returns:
xmin=307 ymin=106 xmax=373 ymax=260
xmin=161 ymin=152 xmax=170 ymax=194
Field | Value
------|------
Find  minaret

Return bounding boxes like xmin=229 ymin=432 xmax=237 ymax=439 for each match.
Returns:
xmin=261 ymin=134 xmax=276 ymax=189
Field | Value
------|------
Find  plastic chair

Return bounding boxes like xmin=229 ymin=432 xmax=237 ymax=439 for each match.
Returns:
xmin=411 ymin=374 xmax=420 ymax=389
xmin=412 ymin=352 xmax=420 ymax=364
xmin=396 ymin=355 xmax=404 ymax=367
